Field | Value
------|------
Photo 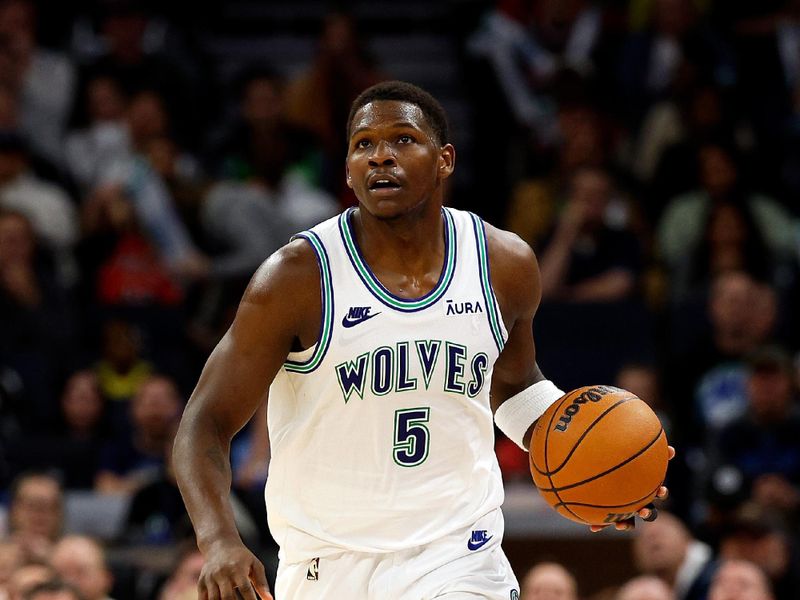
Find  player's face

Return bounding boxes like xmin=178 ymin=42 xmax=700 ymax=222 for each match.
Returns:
xmin=346 ymin=100 xmax=454 ymax=220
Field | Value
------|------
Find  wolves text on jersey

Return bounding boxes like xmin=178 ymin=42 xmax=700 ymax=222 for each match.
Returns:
xmin=334 ymin=340 xmax=489 ymax=403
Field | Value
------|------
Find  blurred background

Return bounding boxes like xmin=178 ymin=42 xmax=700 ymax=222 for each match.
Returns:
xmin=0 ymin=0 xmax=799 ymax=599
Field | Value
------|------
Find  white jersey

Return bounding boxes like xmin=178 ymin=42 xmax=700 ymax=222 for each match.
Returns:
xmin=265 ymin=207 xmax=509 ymax=563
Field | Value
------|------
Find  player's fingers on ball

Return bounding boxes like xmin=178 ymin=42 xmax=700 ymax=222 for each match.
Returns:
xmin=667 ymin=446 xmax=676 ymax=460
xmin=639 ymin=505 xmax=658 ymax=522
xmin=656 ymin=485 xmax=669 ymax=500
xmin=590 ymin=524 xmax=610 ymax=533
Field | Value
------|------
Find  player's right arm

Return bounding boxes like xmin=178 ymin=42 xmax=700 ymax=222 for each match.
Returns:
xmin=172 ymin=238 xmax=321 ymax=600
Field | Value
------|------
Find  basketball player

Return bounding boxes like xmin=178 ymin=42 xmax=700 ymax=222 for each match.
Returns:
xmin=173 ymin=81 xmax=672 ymax=600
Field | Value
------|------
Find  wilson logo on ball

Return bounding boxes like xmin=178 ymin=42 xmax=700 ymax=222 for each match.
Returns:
xmin=553 ymin=385 xmax=618 ymax=433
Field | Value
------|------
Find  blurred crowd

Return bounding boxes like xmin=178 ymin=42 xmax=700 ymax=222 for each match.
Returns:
xmin=0 ymin=0 xmax=799 ymax=598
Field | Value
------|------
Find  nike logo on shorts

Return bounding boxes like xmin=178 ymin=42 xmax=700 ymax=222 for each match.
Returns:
xmin=467 ymin=529 xmax=493 ymax=551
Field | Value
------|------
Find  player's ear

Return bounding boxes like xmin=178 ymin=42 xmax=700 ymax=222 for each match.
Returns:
xmin=345 ymin=164 xmax=353 ymax=189
xmin=438 ymin=144 xmax=455 ymax=180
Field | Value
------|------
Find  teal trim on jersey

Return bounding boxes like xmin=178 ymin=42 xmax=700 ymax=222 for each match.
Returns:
xmin=284 ymin=231 xmax=334 ymax=373
xmin=470 ymin=213 xmax=505 ymax=353
xmin=339 ymin=208 xmax=456 ymax=312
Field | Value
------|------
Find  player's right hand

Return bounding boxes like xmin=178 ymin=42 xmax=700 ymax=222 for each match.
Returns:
xmin=198 ymin=539 xmax=273 ymax=600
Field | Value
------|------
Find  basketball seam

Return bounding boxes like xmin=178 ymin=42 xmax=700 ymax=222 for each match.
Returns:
xmin=531 ymin=396 xmax=637 ymax=476
xmin=542 ymin=389 xmax=586 ymax=523
xmin=553 ymin=482 xmax=662 ymax=510
xmin=530 ymin=389 xmax=575 ymax=474
xmin=537 ymin=427 xmax=665 ymax=493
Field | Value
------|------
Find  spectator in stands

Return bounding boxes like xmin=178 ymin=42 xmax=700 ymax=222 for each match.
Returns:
xmin=6 ymin=472 xmax=63 ymax=563
xmin=467 ymin=0 xmax=604 ymax=144
xmin=144 ymin=135 xmax=207 ymax=251
xmin=504 ymin=103 xmax=613 ymax=248
xmin=23 ymin=580 xmax=83 ymax=600
xmin=538 ymin=166 xmax=643 ymax=303
xmin=283 ymin=10 xmax=384 ymax=201
xmin=201 ymin=92 xmax=337 ymax=285
xmin=632 ymin=511 xmax=716 ymax=600
xmin=0 ymin=209 xmax=77 ymax=428
xmin=6 ymin=564 xmax=57 ymax=600
xmin=64 ymin=75 xmax=128 ymax=192
xmin=68 ymin=78 xmax=207 ymax=281
xmin=717 ymin=505 xmax=800 ymax=600
xmin=0 ymin=132 xmax=77 ymax=280
xmin=708 ymin=559 xmax=774 ymax=600
xmin=670 ymin=271 xmax=779 ymax=441
xmin=706 ymin=347 xmax=800 ymax=522
xmin=77 ymin=1 xmax=203 ymax=148
xmin=657 ymin=142 xmax=796 ymax=302
xmin=615 ymin=575 xmax=675 ymax=600
xmin=520 ymin=561 xmax=578 ymax=600
xmin=157 ymin=546 xmax=203 ymax=600
xmin=0 ymin=539 xmax=23 ymax=591
xmin=95 ymin=375 xmax=182 ymax=495
xmin=50 ymin=536 xmax=114 ymax=600
xmin=120 ymin=429 xmax=192 ymax=546
xmin=92 ymin=320 xmax=152 ymax=429
xmin=616 ymin=0 xmax=734 ymax=123
xmin=51 ymin=372 xmax=107 ymax=488
xmin=7 ymin=370 xmax=107 ymax=489
xmin=206 ymin=67 xmax=319 ymax=184
xmin=0 ymin=0 xmax=76 ymax=167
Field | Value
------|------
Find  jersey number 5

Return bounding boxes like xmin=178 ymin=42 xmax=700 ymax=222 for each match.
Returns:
xmin=393 ymin=407 xmax=430 ymax=467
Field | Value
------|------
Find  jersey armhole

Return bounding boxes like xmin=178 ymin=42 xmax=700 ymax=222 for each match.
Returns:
xmin=468 ymin=212 xmax=508 ymax=354
xmin=283 ymin=231 xmax=334 ymax=373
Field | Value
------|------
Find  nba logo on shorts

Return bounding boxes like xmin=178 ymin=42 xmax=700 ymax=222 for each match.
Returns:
xmin=306 ymin=557 xmax=319 ymax=581
xmin=510 ymin=591 xmax=519 ymax=600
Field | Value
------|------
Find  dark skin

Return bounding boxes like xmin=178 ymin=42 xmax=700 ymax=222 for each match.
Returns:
xmin=173 ymin=99 xmax=672 ymax=600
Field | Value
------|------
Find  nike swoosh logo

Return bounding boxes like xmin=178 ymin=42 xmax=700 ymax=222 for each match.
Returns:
xmin=341 ymin=312 xmax=381 ymax=328
xmin=467 ymin=535 xmax=493 ymax=551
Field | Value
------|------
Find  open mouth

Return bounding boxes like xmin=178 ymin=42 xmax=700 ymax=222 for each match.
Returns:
xmin=369 ymin=179 xmax=402 ymax=190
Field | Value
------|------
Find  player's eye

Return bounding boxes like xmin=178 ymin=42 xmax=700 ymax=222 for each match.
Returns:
xmin=398 ymin=134 xmax=414 ymax=144
xmin=354 ymin=139 xmax=371 ymax=149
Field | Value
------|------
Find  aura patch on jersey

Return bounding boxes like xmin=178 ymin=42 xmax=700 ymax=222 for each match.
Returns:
xmin=334 ymin=339 xmax=488 ymax=403
xmin=445 ymin=299 xmax=483 ymax=315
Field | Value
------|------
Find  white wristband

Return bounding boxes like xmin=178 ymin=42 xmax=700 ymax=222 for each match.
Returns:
xmin=495 ymin=380 xmax=565 ymax=451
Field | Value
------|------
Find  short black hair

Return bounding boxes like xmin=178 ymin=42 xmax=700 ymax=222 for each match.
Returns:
xmin=347 ymin=80 xmax=449 ymax=146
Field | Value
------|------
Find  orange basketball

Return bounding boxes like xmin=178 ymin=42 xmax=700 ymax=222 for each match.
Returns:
xmin=529 ymin=385 xmax=669 ymax=526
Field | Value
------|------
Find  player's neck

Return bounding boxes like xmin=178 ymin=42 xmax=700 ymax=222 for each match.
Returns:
xmin=352 ymin=203 xmax=446 ymax=279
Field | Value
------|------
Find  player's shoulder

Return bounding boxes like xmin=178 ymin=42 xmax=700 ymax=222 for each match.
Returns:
xmin=481 ymin=220 xmax=538 ymax=275
xmin=243 ymin=237 xmax=320 ymax=306
xmin=481 ymin=220 xmax=541 ymax=315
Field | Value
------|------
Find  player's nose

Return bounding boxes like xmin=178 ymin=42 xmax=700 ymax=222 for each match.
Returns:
xmin=368 ymin=139 xmax=396 ymax=167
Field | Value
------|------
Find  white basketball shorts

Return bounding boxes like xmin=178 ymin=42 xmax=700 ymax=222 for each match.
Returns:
xmin=274 ymin=509 xmax=519 ymax=599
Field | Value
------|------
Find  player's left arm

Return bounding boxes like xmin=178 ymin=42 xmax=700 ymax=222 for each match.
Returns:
xmin=484 ymin=223 xmax=672 ymax=529
xmin=483 ymin=223 xmax=546 ymax=449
